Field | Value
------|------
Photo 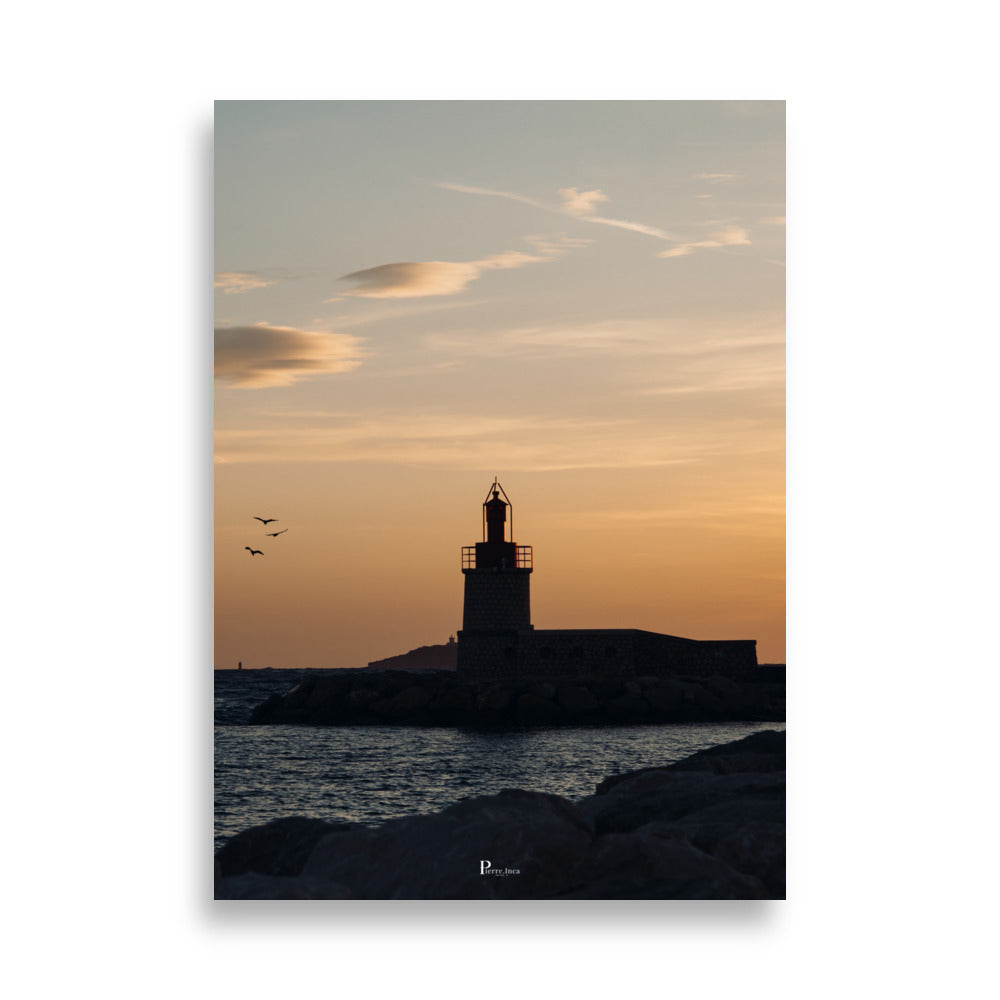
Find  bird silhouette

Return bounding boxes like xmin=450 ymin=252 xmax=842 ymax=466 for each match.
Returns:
xmin=266 ymin=529 xmax=288 ymax=537
xmin=254 ymin=517 xmax=277 ymax=525
xmin=245 ymin=547 xmax=263 ymax=557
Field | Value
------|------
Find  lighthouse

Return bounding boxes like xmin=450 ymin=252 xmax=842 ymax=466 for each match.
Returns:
xmin=457 ymin=480 xmax=533 ymax=675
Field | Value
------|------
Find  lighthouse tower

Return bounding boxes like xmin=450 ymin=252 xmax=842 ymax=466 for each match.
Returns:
xmin=457 ymin=480 xmax=532 ymax=676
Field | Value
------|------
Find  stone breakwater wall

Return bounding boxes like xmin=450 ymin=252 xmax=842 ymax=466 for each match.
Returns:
xmin=248 ymin=667 xmax=785 ymax=727
xmin=458 ymin=628 xmax=758 ymax=680
xmin=214 ymin=729 xmax=786 ymax=899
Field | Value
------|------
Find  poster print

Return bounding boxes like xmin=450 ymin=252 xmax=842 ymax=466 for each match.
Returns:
xmin=214 ymin=101 xmax=786 ymax=900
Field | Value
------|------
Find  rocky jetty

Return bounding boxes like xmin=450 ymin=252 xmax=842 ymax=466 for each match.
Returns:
xmin=248 ymin=667 xmax=784 ymax=727
xmin=215 ymin=729 xmax=785 ymax=899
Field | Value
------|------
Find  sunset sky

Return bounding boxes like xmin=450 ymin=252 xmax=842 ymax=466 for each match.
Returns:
xmin=215 ymin=100 xmax=785 ymax=668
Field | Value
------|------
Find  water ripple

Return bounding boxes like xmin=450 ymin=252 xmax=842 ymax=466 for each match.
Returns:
xmin=214 ymin=720 xmax=785 ymax=851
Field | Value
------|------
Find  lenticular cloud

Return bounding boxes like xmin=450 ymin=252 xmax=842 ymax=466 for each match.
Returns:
xmin=214 ymin=324 xmax=365 ymax=388
xmin=339 ymin=236 xmax=586 ymax=299
xmin=339 ymin=261 xmax=486 ymax=298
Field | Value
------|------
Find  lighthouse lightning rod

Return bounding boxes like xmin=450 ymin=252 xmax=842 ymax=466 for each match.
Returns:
xmin=480 ymin=476 xmax=513 ymax=542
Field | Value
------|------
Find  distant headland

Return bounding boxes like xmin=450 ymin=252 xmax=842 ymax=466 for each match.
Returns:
xmin=363 ymin=638 xmax=457 ymax=672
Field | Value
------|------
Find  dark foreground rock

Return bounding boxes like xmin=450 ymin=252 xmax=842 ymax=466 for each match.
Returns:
xmin=248 ymin=668 xmax=784 ymax=727
xmin=214 ymin=816 xmax=359 ymax=879
xmin=215 ymin=730 xmax=785 ymax=900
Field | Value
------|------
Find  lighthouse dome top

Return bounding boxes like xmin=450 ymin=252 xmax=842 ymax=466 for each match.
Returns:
xmin=484 ymin=478 xmax=509 ymax=504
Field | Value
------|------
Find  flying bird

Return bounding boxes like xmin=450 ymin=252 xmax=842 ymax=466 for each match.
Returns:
xmin=266 ymin=529 xmax=288 ymax=537
xmin=245 ymin=547 xmax=263 ymax=557
xmin=254 ymin=517 xmax=278 ymax=525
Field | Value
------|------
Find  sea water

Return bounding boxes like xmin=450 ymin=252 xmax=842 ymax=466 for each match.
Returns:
xmin=214 ymin=669 xmax=785 ymax=851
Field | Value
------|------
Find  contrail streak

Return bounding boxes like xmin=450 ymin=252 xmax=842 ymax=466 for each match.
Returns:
xmin=436 ymin=182 xmax=676 ymax=241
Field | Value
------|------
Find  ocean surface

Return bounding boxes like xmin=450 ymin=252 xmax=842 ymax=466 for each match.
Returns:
xmin=214 ymin=669 xmax=786 ymax=852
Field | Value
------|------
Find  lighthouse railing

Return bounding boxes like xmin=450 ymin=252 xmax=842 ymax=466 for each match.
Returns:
xmin=461 ymin=545 xmax=533 ymax=569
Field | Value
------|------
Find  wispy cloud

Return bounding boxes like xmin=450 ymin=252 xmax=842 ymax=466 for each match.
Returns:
xmin=436 ymin=182 xmax=676 ymax=242
xmin=215 ymin=313 xmax=784 ymax=466
xmin=327 ymin=297 xmax=491 ymax=330
xmin=214 ymin=410 xmax=744 ymax=470
xmin=638 ymin=357 xmax=784 ymax=397
xmin=339 ymin=234 xmax=588 ymax=299
xmin=437 ymin=182 xmax=547 ymax=211
xmin=596 ymin=498 xmax=784 ymax=522
xmin=215 ymin=271 xmax=278 ymax=295
xmin=632 ymin=326 xmax=784 ymax=402
xmin=697 ymin=172 xmax=740 ymax=184
xmin=658 ymin=225 xmax=751 ymax=259
xmin=424 ymin=320 xmax=661 ymax=360
xmin=558 ymin=187 xmax=609 ymax=216
xmin=215 ymin=324 xmax=365 ymax=388
xmin=424 ymin=318 xmax=782 ymax=364
xmin=593 ymin=496 xmax=784 ymax=534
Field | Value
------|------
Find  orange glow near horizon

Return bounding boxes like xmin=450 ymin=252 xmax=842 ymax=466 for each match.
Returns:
xmin=214 ymin=460 xmax=785 ymax=668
